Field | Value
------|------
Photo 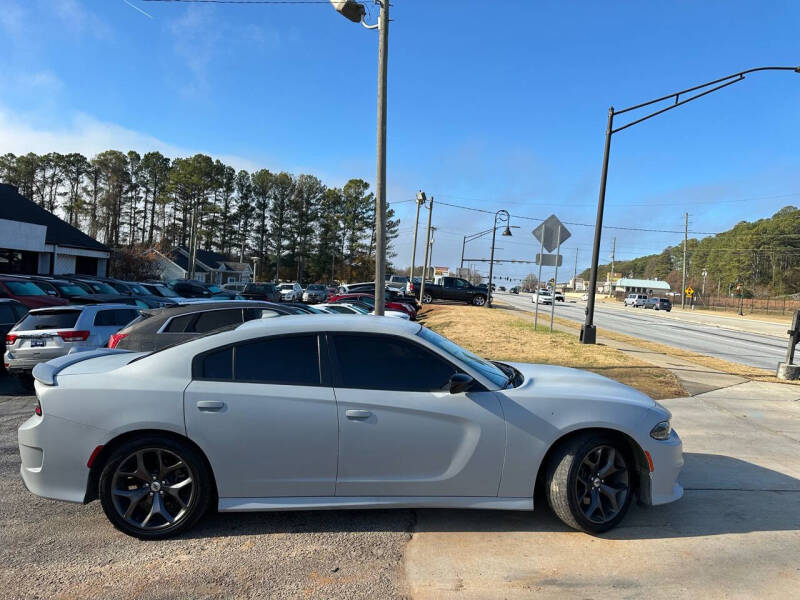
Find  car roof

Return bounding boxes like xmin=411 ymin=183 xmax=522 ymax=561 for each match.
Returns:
xmin=26 ymin=303 xmax=136 ymax=314
xmin=140 ymin=300 xmax=274 ymax=318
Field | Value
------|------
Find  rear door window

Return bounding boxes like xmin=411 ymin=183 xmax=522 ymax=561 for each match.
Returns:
xmin=234 ymin=335 xmax=320 ymax=385
xmin=17 ymin=310 xmax=82 ymax=331
xmin=163 ymin=313 xmax=196 ymax=333
xmin=189 ymin=309 xmax=243 ymax=333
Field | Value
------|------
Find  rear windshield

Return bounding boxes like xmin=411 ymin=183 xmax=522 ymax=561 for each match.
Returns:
xmin=17 ymin=310 xmax=81 ymax=330
xmin=5 ymin=281 xmax=47 ymax=296
xmin=245 ymin=284 xmax=275 ymax=293
xmin=127 ymin=283 xmax=149 ymax=295
xmin=207 ymin=285 xmax=223 ymax=293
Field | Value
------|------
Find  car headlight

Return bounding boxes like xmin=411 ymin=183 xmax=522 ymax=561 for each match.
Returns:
xmin=649 ymin=420 xmax=672 ymax=440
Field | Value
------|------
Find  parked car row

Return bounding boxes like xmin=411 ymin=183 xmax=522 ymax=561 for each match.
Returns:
xmin=624 ymin=294 xmax=672 ymax=311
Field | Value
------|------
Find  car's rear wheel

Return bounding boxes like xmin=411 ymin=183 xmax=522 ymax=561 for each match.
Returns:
xmin=472 ymin=295 xmax=486 ymax=306
xmin=545 ymin=434 xmax=633 ymax=533
xmin=99 ymin=436 xmax=211 ymax=539
xmin=421 ymin=293 xmax=433 ymax=304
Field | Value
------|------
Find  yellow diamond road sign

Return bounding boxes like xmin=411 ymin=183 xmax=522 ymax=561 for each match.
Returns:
xmin=685 ymin=286 xmax=694 ymax=296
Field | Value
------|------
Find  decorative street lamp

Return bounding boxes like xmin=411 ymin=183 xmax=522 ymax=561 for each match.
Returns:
xmin=330 ymin=0 xmax=389 ymax=315
xmin=581 ymin=66 xmax=800 ymax=344
xmin=487 ymin=210 xmax=512 ymax=308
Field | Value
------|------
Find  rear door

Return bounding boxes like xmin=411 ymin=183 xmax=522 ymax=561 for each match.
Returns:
xmin=184 ymin=334 xmax=338 ymax=498
xmin=331 ymin=332 xmax=505 ymax=498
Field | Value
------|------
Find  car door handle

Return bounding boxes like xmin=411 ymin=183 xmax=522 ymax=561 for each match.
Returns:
xmin=196 ymin=400 xmax=225 ymax=411
xmin=345 ymin=409 xmax=372 ymax=420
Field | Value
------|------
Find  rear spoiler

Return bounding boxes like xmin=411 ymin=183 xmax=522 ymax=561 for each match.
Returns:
xmin=32 ymin=349 xmax=133 ymax=386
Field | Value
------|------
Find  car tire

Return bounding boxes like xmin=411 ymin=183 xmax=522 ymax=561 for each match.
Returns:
xmin=421 ymin=293 xmax=433 ymax=304
xmin=545 ymin=433 xmax=633 ymax=534
xmin=472 ymin=295 xmax=486 ymax=306
xmin=99 ymin=436 xmax=211 ymax=540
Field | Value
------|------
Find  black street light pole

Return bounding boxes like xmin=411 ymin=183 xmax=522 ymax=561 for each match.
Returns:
xmin=581 ymin=65 xmax=800 ymax=344
xmin=487 ymin=210 xmax=512 ymax=308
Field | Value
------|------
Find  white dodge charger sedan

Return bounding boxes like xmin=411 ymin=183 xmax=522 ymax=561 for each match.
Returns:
xmin=18 ymin=316 xmax=683 ymax=539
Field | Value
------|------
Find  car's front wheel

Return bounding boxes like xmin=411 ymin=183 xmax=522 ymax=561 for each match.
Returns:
xmin=545 ymin=434 xmax=633 ymax=533
xmin=99 ymin=436 xmax=211 ymax=539
xmin=472 ymin=295 xmax=486 ymax=306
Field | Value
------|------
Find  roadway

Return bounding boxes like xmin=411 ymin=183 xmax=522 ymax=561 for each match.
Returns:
xmin=497 ymin=293 xmax=788 ymax=371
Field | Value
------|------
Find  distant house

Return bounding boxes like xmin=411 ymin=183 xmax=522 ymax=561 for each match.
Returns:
xmin=0 ymin=183 xmax=110 ymax=276
xmin=150 ymin=247 xmax=252 ymax=284
xmin=613 ymin=278 xmax=671 ymax=296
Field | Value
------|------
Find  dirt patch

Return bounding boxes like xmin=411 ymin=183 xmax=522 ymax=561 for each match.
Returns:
xmin=418 ymin=304 xmax=687 ymax=400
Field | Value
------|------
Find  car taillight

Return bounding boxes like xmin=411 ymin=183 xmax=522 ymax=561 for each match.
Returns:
xmin=5 ymin=334 xmax=17 ymax=345
xmin=57 ymin=330 xmax=90 ymax=342
xmin=35 ymin=399 xmax=42 ymax=416
xmin=108 ymin=332 xmax=128 ymax=348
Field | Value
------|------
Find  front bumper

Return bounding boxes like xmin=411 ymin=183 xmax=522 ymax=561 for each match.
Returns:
xmin=642 ymin=429 xmax=684 ymax=505
xmin=18 ymin=412 xmax=106 ymax=504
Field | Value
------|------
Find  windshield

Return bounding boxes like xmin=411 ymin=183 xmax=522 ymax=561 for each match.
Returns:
xmin=418 ymin=327 xmax=508 ymax=388
xmin=279 ymin=284 xmax=294 ymax=291
xmin=347 ymin=304 xmax=369 ymax=314
xmin=5 ymin=281 xmax=48 ymax=296
xmin=86 ymin=281 xmax=118 ymax=294
xmin=127 ymin=283 xmax=149 ymax=295
xmin=207 ymin=285 xmax=223 ymax=293
xmin=55 ymin=283 xmax=89 ymax=296
xmin=308 ymin=284 xmax=325 ymax=291
xmin=153 ymin=284 xmax=181 ymax=298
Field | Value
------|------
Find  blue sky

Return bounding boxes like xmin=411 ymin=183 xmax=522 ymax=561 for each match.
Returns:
xmin=1 ymin=0 xmax=799 ymax=283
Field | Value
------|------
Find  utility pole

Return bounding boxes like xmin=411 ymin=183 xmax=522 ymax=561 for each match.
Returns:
xmin=419 ymin=196 xmax=434 ymax=305
xmin=371 ymin=0 xmax=389 ymax=316
xmin=681 ymin=212 xmax=688 ymax=309
xmin=609 ymin=237 xmax=616 ymax=297
xmin=409 ymin=191 xmax=426 ymax=287
xmin=188 ymin=201 xmax=198 ymax=280
xmin=460 ymin=236 xmax=466 ymax=270
xmin=573 ymin=248 xmax=578 ymax=291
xmin=534 ymin=221 xmax=546 ymax=328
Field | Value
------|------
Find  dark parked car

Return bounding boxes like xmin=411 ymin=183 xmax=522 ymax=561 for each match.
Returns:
xmin=109 ymin=301 xmax=287 ymax=352
xmin=645 ymin=297 xmax=672 ymax=312
xmin=510 ymin=287 xmax=520 ymax=294
xmin=414 ymin=276 xmax=489 ymax=306
xmin=0 ymin=276 xmax=69 ymax=309
xmin=168 ymin=279 xmax=239 ymax=300
xmin=240 ymin=282 xmax=281 ymax=303
xmin=0 ymin=299 xmax=28 ymax=367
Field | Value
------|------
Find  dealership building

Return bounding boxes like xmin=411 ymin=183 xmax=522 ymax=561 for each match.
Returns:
xmin=0 ymin=183 xmax=110 ymax=276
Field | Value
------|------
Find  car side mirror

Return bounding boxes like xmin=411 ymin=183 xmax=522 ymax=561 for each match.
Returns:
xmin=449 ymin=373 xmax=474 ymax=394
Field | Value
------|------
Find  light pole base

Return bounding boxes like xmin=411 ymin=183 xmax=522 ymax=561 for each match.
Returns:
xmin=579 ymin=324 xmax=596 ymax=344
xmin=776 ymin=362 xmax=800 ymax=380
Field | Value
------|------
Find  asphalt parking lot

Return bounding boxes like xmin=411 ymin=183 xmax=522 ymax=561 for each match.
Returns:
xmin=0 ymin=378 xmax=412 ymax=600
xmin=2 ymin=375 xmax=799 ymax=599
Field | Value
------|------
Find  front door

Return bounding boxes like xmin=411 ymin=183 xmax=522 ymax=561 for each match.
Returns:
xmin=330 ymin=333 xmax=505 ymax=497
xmin=184 ymin=334 xmax=338 ymax=498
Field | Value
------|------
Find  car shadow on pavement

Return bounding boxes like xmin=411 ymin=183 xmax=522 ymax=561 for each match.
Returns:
xmin=183 ymin=453 xmax=799 ymax=541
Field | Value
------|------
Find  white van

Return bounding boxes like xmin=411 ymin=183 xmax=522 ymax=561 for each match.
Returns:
xmin=624 ymin=293 xmax=648 ymax=307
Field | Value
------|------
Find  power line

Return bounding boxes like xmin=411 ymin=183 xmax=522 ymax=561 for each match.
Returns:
xmin=142 ymin=1 xmax=331 ymax=4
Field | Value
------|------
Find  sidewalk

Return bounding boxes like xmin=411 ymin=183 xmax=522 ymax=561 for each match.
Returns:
xmin=404 ymin=380 xmax=800 ymax=600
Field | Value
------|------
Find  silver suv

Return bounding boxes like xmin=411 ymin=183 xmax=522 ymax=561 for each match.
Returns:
xmin=4 ymin=304 xmax=139 ymax=375
xmin=624 ymin=293 xmax=648 ymax=308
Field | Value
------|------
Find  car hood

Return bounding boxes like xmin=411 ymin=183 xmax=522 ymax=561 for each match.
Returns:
xmin=501 ymin=362 xmax=657 ymax=410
